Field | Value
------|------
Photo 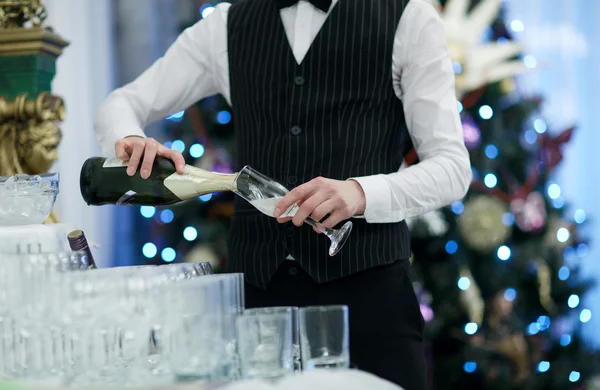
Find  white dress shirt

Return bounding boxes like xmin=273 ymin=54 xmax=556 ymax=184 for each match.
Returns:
xmin=94 ymin=0 xmax=472 ymax=224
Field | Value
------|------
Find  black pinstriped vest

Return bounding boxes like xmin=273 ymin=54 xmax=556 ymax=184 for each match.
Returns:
xmin=226 ymin=0 xmax=411 ymax=289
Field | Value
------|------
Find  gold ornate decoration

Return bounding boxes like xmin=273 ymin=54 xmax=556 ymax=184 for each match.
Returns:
xmin=0 ymin=92 xmax=65 ymax=223
xmin=0 ymin=0 xmax=47 ymax=29
xmin=457 ymin=195 xmax=511 ymax=252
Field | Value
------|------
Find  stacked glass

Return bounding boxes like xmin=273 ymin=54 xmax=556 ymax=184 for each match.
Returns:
xmin=0 ymin=250 xmax=246 ymax=387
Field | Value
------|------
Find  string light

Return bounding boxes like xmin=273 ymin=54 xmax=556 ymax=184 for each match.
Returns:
xmin=161 ymin=247 xmax=176 ymax=263
xmin=463 ymin=362 xmax=477 ymax=373
xmin=534 ymin=119 xmax=547 ymax=134
xmin=451 ymin=201 xmax=464 ymax=214
xmin=484 ymin=173 xmax=497 ymax=188
xmin=558 ymin=266 xmax=570 ymax=281
xmin=160 ymin=209 xmax=175 ymax=224
xmin=464 ymin=323 xmax=478 ymax=335
xmin=574 ymin=209 xmax=586 ymax=224
xmin=445 ymin=240 xmax=458 ymax=254
xmin=502 ymin=213 xmax=515 ymax=226
xmin=556 ymin=228 xmax=570 ymax=243
xmin=569 ymin=371 xmax=581 ymax=383
xmin=537 ymin=316 xmax=551 ymax=331
xmin=552 ymin=197 xmax=565 ymax=209
xmin=568 ymin=294 xmax=580 ymax=309
xmin=479 ymin=105 xmax=494 ymax=120
xmin=200 ymin=4 xmax=215 ymax=18
xmin=166 ymin=111 xmax=184 ymax=122
xmin=140 ymin=206 xmax=156 ymax=218
xmin=577 ymin=243 xmax=589 ymax=258
xmin=142 ymin=243 xmax=157 ymax=258
xmin=484 ymin=144 xmax=498 ymax=159
xmin=199 ymin=193 xmax=213 ymax=202
xmin=504 ymin=288 xmax=517 ymax=302
xmin=183 ymin=226 xmax=198 ymax=242
xmin=217 ymin=110 xmax=232 ymax=124
xmin=524 ymin=55 xmax=537 ymax=69
xmin=452 ymin=62 xmax=463 ymax=75
xmin=537 ymin=361 xmax=550 ymax=373
xmin=457 ymin=101 xmax=464 ymax=113
xmin=458 ymin=277 xmax=471 ymax=290
xmin=510 ymin=19 xmax=525 ymax=32
xmin=547 ymin=183 xmax=561 ymax=199
xmin=527 ymin=322 xmax=539 ymax=335
xmin=497 ymin=245 xmax=511 ymax=261
xmin=560 ymin=334 xmax=572 ymax=346
xmin=171 ymin=140 xmax=186 ymax=153
xmin=190 ymin=143 xmax=205 ymax=158
xmin=580 ymin=309 xmax=592 ymax=323
xmin=524 ymin=129 xmax=537 ymax=144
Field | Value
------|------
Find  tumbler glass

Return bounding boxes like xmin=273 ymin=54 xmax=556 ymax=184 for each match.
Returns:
xmin=299 ymin=305 xmax=350 ymax=370
xmin=236 ymin=312 xmax=293 ymax=380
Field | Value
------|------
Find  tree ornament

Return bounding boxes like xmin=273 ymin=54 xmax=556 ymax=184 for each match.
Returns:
xmin=509 ymin=192 xmax=547 ymax=233
xmin=458 ymin=195 xmax=511 ymax=252
xmin=439 ymin=0 xmax=530 ymax=98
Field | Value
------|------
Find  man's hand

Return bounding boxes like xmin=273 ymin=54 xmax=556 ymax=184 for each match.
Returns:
xmin=274 ymin=177 xmax=366 ymax=230
xmin=115 ymin=136 xmax=186 ymax=179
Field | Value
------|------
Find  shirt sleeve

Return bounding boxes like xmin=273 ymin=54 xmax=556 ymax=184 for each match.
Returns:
xmin=351 ymin=0 xmax=472 ymax=223
xmin=93 ymin=3 xmax=231 ymax=157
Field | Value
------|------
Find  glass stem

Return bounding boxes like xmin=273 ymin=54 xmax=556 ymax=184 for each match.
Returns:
xmin=305 ymin=217 xmax=335 ymax=238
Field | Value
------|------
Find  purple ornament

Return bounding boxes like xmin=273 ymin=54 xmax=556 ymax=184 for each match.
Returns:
xmin=461 ymin=115 xmax=481 ymax=149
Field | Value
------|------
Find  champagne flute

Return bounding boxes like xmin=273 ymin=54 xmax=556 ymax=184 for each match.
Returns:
xmin=234 ymin=166 xmax=352 ymax=256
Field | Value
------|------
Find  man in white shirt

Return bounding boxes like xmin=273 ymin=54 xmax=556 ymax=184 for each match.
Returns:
xmin=95 ymin=0 xmax=472 ymax=388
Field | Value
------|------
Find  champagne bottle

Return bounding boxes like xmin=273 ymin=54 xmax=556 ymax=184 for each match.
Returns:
xmin=67 ymin=229 xmax=97 ymax=269
xmin=80 ymin=157 xmax=237 ymax=206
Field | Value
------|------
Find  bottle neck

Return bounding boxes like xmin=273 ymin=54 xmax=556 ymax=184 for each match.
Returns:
xmin=163 ymin=165 xmax=238 ymax=200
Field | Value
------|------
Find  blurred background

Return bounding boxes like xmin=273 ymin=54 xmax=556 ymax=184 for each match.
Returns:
xmin=5 ymin=0 xmax=600 ymax=388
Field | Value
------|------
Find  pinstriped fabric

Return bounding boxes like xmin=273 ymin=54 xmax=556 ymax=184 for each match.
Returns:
xmin=227 ymin=0 xmax=411 ymax=289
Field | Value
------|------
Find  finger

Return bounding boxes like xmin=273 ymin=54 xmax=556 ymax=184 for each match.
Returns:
xmin=291 ymin=192 xmax=330 ymax=227
xmin=274 ymin=180 xmax=319 ymax=218
xmin=157 ymin=146 xmax=186 ymax=174
xmin=276 ymin=216 xmax=293 ymax=224
xmin=169 ymin=150 xmax=186 ymax=174
xmin=115 ymin=140 xmax=131 ymax=161
xmin=127 ymin=142 xmax=145 ymax=176
xmin=310 ymin=200 xmax=337 ymax=222
xmin=140 ymin=139 xmax=158 ymax=179
xmin=321 ymin=211 xmax=345 ymax=230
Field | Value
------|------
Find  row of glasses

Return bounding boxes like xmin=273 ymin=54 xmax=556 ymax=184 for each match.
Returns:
xmin=236 ymin=305 xmax=350 ymax=380
xmin=0 ymin=252 xmax=222 ymax=387
xmin=0 ymin=251 xmax=94 ymax=382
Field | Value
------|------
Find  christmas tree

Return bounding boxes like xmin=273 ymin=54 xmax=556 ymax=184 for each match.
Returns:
xmin=408 ymin=0 xmax=599 ymax=389
xmin=133 ymin=3 xmax=237 ymax=271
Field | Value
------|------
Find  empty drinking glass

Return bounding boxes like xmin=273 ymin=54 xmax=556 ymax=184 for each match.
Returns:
xmin=299 ymin=305 xmax=350 ymax=370
xmin=245 ymin=307 xmax=301 ymax=371
xmin=236 ymin=312 xmax=294 ymax=380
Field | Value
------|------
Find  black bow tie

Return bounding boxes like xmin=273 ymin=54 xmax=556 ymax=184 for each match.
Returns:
xmin=274 ymin=0 xmax=333 ymax=13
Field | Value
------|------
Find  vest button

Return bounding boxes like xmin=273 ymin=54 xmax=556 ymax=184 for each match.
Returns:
xmin=294 ymin=76 xmax=305 ymax=86
xmin=287 ymin=175 xmax=297 ymax=185
xmin=291 ymin=126 xmax=302 ymax=136
xmin=288 ymin=267 xmax=298 ymax=276
xmin=286 ymin=226 xmax=295 ymax=237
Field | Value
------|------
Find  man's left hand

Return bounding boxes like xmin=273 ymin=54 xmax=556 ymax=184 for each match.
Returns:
xmin=274 ymin=177 xmax=366 ymax=230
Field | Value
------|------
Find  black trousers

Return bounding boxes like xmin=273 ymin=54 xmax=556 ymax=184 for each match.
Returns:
xmin=245 ymin=259 xmax=427 ymax=390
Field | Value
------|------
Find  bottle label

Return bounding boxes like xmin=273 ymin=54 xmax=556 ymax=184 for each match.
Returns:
xmin=102 ymin=158 xmax=128 ymax=168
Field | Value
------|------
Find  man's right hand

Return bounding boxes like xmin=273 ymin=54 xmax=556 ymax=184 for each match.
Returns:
xmin=115 ymin=136 xmax=186 ymax=179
